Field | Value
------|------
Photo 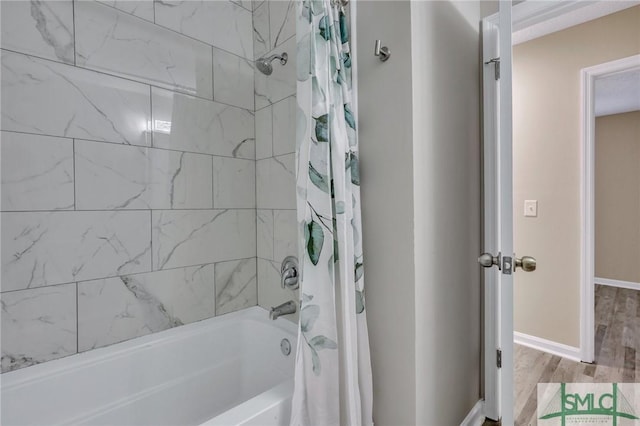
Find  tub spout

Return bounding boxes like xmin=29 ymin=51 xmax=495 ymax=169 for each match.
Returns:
xmin=270 ymin=300 xmax=297 ymax=320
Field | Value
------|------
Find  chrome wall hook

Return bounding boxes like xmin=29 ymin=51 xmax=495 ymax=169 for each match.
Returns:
xmin=374 ymin=40 xmax=390 ymax=62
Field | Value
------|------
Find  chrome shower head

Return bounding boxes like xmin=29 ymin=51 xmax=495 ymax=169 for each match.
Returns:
xmin=256 ymin=52 xmax=288 ymax=76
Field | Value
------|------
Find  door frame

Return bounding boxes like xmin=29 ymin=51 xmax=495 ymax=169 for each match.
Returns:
xmin=580 ymin=54 xmax=640 ymax=363
xmin=482 ymin=1 xmax=640 ymax=421
xmin=481 ymin=14 xmax=500 ymax=422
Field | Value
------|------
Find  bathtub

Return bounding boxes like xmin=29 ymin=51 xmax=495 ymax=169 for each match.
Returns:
xmin=1 ymin=306 xmax=297 ymax=426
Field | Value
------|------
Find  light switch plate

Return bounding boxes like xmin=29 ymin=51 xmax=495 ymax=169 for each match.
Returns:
xmin=524 ymin=200 xmax=538 ymax=217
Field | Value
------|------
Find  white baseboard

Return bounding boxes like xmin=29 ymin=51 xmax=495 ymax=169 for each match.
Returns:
xmin=460 ymin=399 xmax=485 ymax=426
xmin=595 ymin=277 xmax=640 ymax=291
xmin=514 ymin=331 xmax=582 ymax=362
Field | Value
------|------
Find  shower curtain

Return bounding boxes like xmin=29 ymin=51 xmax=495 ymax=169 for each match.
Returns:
xmin=291 ymin=1 xmax=373 ymax=425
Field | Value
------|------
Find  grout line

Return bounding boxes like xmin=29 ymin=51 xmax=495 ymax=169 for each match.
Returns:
xmin=75 ymin=282 xmax=79 ymax=354
xmin=254 ymin=91 xmax=297 ymax=113
xmin=0 ymin=48 xmax=251 ymax=112
xmin=266 ymin=0 xmax=272 ymax=54
xmin=270 ymin=99 xmax=274 ymax=157
xmin=271 ymin=210 xmax=275 ymax=265
xmin=72 ymin=139 xmax=77 ymax=210
xmin=1 ymin=207 xmax=260 ymax=213
xmin=148 ymin=85 xmax=153 ymax=147
xmin=94 ymin=0 xmax=254 ymax=63
xmin=212 ymin=155 xmax=216 ymax=210
xmin=72 ymin=0 xmax=77 ymax=66
xmin=0 ymin=129 xmax=256 ymax=162
xmin=0 ymin=257 xmax=257 ymax=296
xmin=213 ymin=256 xmax=217 ymax=317
xmin=150 ymin=209 xmax=154 ymax=272
xmin=211 ymin=45 xmax=216 ymax=104
xmin=1 ymin=281 xmax=77 ymax=295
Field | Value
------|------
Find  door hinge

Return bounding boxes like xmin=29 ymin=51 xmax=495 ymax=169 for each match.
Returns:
xmin=485 ymin=57 xmax=500 ymax=80
xmin=497 ymin=349 xmax=502 ymax=369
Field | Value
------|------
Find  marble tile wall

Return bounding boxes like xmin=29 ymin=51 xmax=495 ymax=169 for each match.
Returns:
xmin=0 ymin=0 xmax=259 ymax=373
xmin=252 ymin=0 xmax=299 ymax=322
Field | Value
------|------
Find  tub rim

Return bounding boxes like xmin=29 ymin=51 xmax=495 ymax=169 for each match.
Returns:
xmin=2 ymin=306 xmax=298 ymax=389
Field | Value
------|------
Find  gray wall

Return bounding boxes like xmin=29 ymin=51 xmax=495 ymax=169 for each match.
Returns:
xmin=357 ymin=1 xmax=482 ymax=423
xmin=357 ymin=1 xmax=417 ymax=423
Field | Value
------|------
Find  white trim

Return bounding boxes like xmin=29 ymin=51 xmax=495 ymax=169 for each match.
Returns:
xmin=580 ymin=54 xmax=640 ymax=364
xmin=460 ymin=400 xmax=485 ymax=426
xmin=514 ymin=332 xmax=581 ymax=362
xmin=512 ymin=1 xmax=639 ymax=45
xmin=498 ymin=3 xmax=515 ymax=425
xmin=485 ymin=1 xmax=640 ymax=45
xmin=481 ymin=15 xmax=500 ymax=423
xmin=595 ymin=277 xmax=640 ymax=291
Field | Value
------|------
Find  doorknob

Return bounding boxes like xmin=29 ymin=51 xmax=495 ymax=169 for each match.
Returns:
xmin=478 ymin=252 xmax=501 ymax=270
xmin=515 ymin=256 xmax=536 ymax=272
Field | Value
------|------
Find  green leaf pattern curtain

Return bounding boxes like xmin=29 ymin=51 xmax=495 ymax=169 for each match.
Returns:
xmin=291 ymin=0 xmax=373 ymax=424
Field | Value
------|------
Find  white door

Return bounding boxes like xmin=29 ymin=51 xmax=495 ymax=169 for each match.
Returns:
xmin=481 ymin=2 xmax=536 ymax=424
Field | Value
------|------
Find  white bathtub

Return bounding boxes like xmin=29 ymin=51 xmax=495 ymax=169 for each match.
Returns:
xmin=1 ymin=306 xmax=297 ymax=426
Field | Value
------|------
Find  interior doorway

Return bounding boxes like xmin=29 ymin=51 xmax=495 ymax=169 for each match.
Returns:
xmin=481 ymin=2 xmax=640 ymax=424
xmin=509 ymin=6 xmax=640 ymax=426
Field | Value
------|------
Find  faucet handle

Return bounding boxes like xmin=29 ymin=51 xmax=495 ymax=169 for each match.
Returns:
xmin=281 ymin=256 xmax=299 ymax=290
xmin=282 ymin=273 xmax=297 ymax=289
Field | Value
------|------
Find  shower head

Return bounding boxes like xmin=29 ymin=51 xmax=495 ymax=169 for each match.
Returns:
xmin=256 ymin=53 xmax=288 ymax=76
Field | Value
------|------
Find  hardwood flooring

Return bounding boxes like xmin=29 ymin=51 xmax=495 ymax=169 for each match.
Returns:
xmin=484 ymin=284 xmax=639 ymax=426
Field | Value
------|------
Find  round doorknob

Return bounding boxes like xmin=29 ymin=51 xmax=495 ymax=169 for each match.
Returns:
xmin=515 ymin=256 xmax=536 ymax=272
xmin=478 ymin=252 xmax=500 ymax=268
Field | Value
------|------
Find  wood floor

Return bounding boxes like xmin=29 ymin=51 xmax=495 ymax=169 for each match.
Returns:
xmin=485 ymin=284 xmax=640 ymax=426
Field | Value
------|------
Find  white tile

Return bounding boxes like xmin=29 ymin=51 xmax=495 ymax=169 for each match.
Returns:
xmin=212 ymin=48 xmax=254 ymax=110
xmin=252 ymin=2 xmax=270 ymax=60
xmin=1 ymin=131 xmax=74 ymax=211
xmin=269 ymin=0 xmax=295 ymax=49
xmin=152 ymin=209 xmax=256 ymax=270
xmin=152 ymin=87 xmax=255 ymax=159
xmin=212 ymin=157 xmax=255 ymax=209
xmin=256 ymin=154 xmax=296 ymax=209
xmin=274 ymin=210 xmax=297 ymax=264
xmin=230 ymin=0 xmax=252 ymax=11
xmin=154 ymin=1 xmax=253 ymax=59
xmin=1 ymin=211 xmax=151 ymax=291
xmin=215 ymin=258 xmax=257 ymax=315
xmin=1 ymin=51 xmax=151 ymax=146
xmin=78 ymin=264 xmax=215 ymax=351
xmin=255 ymin=106 xmax=273 ymax=160
xmin=75 ymin=1 xmax=213 ymax=99
xmin=255 ymin=36 xmax=296 ymax=109
xmin=1 ymin=284 xmax=77 ymax=373
xmin=75 ymin=140 xmax=212 ymax=210
xmin=257 ymin=209 xmax=274 ymax=260
xmin=272 ymin=96 xmax=296 ymax=156
xmin=257 ymin=258 xmax=298 ymax=323
xmin=1 ymin=0 xmax=74 ymax=64
xmin=98 ymin=0 xmax=154 ymax=22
